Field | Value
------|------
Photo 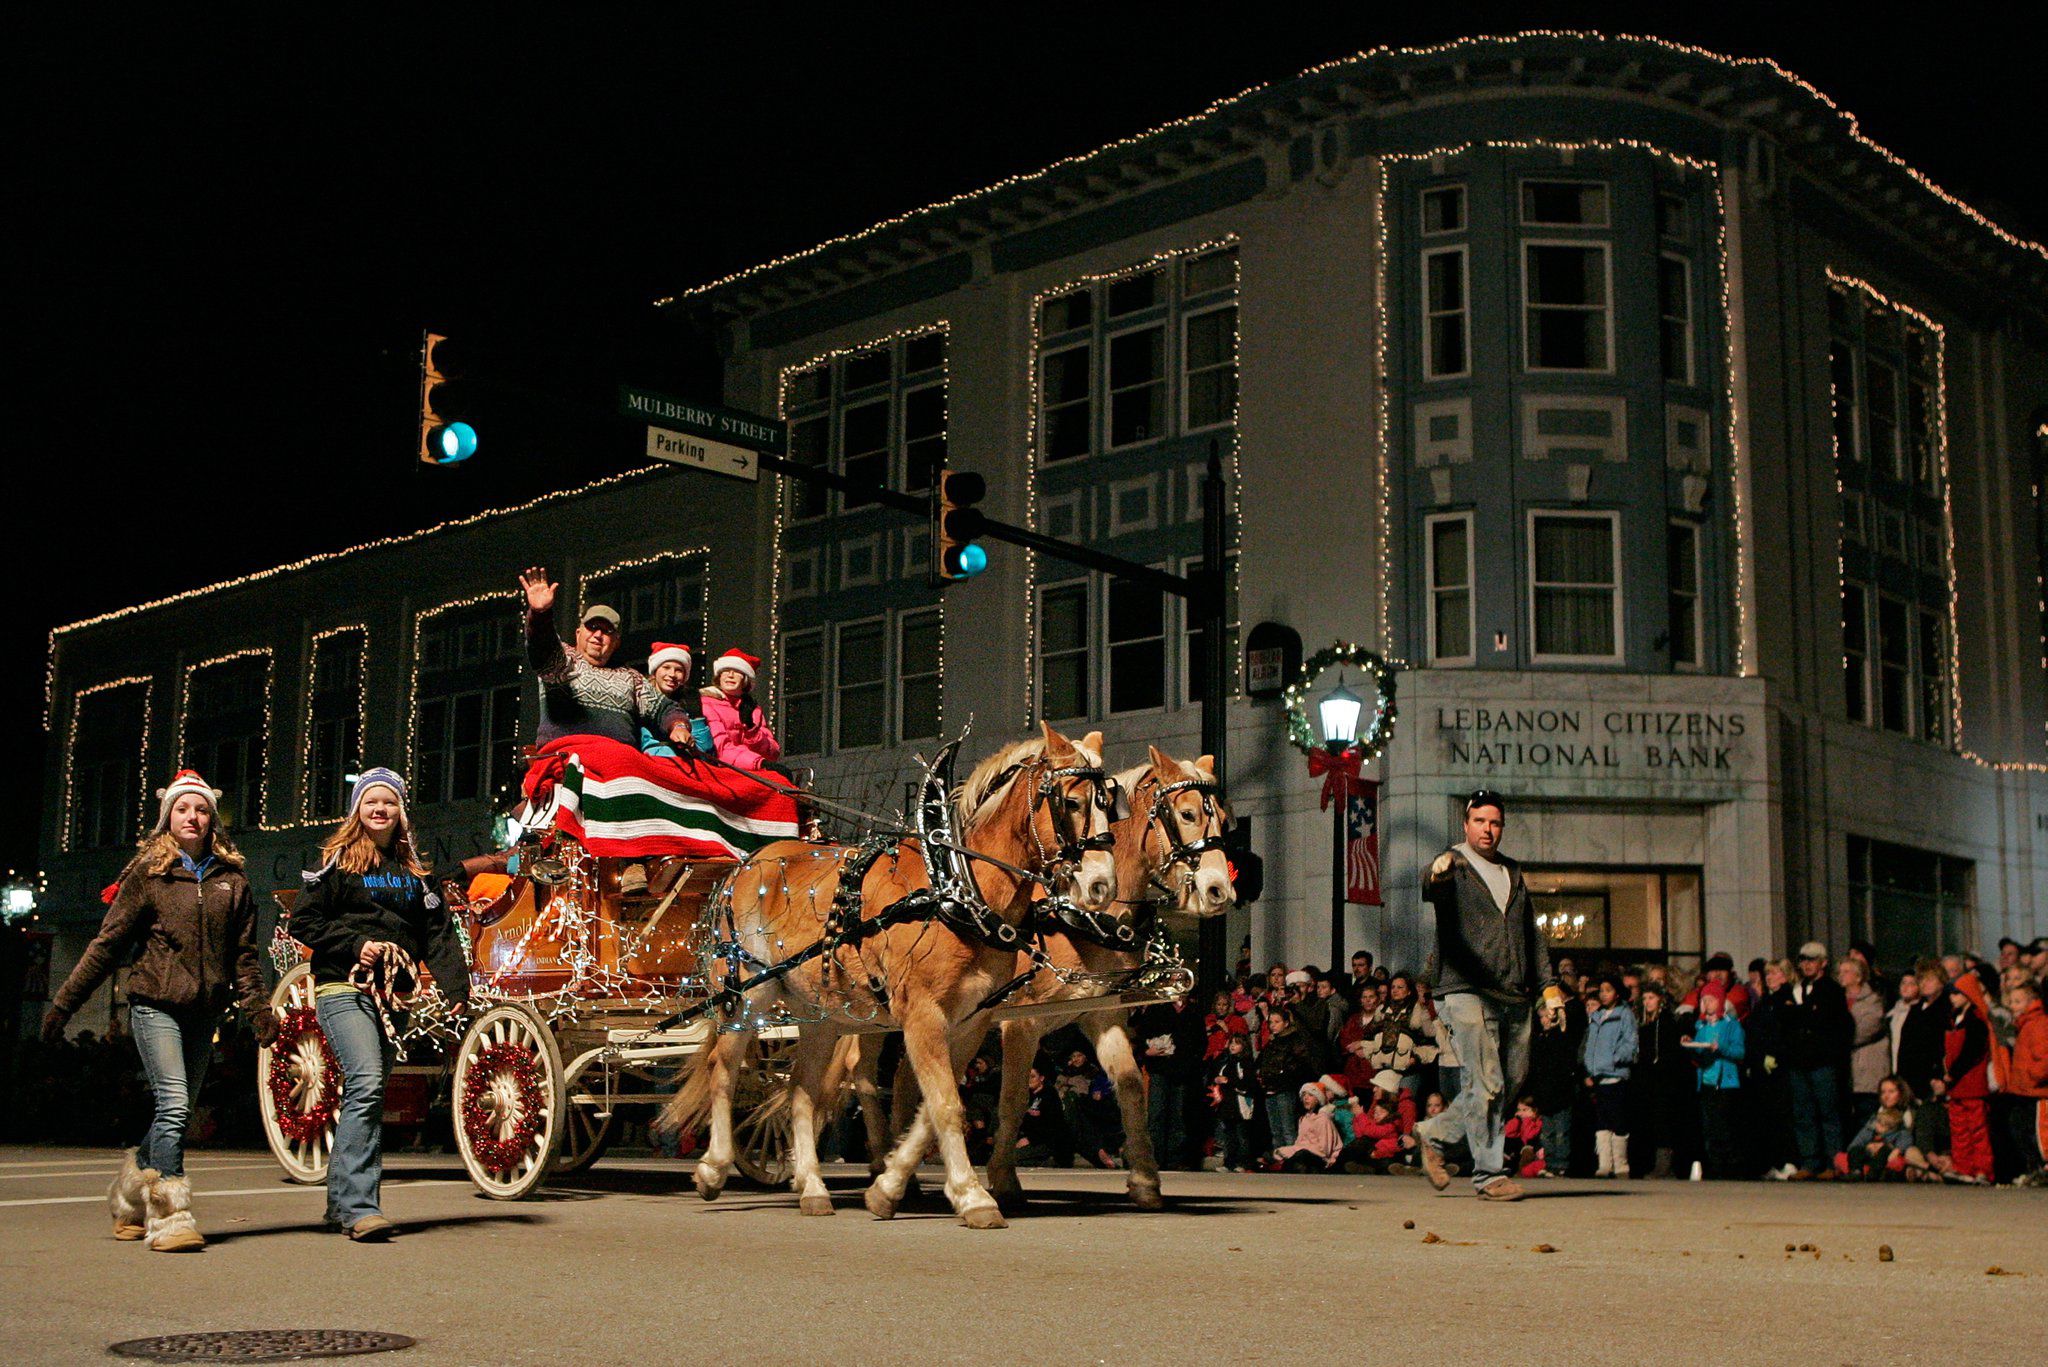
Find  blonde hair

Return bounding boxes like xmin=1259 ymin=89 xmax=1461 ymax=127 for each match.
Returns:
xmin=319 ymin=809 xmax=430 ymax=878
xmin=135 ymin=824 xmax=243 ymax=876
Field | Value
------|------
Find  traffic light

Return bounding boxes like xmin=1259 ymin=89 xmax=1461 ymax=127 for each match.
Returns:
xmin=418 ymin=331 xmax=478 ymax=465
xmin=932 ymin=467 xmax=988 ymax=582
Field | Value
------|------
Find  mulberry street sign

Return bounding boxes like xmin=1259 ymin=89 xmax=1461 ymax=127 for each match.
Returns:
xmin=643 ymin=426 xmax=760 ymax=481
xmin=618 ymin=386 xmax=787 ymax=455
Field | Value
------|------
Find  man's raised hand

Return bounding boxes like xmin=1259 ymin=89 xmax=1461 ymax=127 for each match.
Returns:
xmin=519 ymin=566 xmax=557 ymax=614
xmin=1429 ymin=851 xmax=1459 ymax=883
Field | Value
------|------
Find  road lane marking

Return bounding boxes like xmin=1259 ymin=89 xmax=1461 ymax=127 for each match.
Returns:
xmin=0 ymin=1179 xmax=467 ymax=1209
xmin=1 ymin=1162 xmax=282 ymax=1181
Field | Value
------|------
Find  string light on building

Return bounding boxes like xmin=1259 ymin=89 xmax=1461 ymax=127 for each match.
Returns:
xmin=297 ymin=626 xmax=369 ymax=826
xmin=1021 ymin=237 xmax=1242 ymax=724
xmin=652 ymin=31 xmax=2044 ymax=315
xmin=60 ymin=675 xmax=153 ymax=854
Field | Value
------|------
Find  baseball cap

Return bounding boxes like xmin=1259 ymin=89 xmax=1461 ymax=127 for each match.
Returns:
xmin=582 ymin=604 xmax=621 ymax=629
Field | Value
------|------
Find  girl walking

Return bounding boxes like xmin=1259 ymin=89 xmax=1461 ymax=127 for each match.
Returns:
xmin=43 ymin=770 xmax=273 ymax=1251
xmin=289 ymin=769 xmax=470 ymax=1240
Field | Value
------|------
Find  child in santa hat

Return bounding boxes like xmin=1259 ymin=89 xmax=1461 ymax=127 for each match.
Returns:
xmin=701 ymin=648 xmax=785 ymax=773
xmin=638 ymin=642 xmax=714 ymax=757
xmin=43 ymin=770 xmax=271 ymax=1253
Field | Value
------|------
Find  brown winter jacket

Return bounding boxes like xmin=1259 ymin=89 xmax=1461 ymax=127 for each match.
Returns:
xmin=51 ymin=852 xmax=264 ymax=1017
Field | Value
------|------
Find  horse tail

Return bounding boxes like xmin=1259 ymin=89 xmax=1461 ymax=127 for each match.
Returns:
xmin=658 ymin=1029 xmax=755 ymax=1138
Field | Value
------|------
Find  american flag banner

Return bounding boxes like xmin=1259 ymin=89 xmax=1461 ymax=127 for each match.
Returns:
xmin=1345 ymin=777 xmax=1382 ymax=906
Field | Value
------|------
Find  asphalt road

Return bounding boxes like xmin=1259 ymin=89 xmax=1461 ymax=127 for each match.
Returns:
xmin=2 ymin=1145 xmax=2037 ymax=1365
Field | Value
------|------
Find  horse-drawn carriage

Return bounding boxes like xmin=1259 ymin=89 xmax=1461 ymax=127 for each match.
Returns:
xmin=255 ymin=727 xmax=1232 ymax=1222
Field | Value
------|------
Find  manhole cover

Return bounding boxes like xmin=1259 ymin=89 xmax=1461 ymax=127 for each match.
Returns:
xmin=109 ymin=1329 xmax=415 ymax=1361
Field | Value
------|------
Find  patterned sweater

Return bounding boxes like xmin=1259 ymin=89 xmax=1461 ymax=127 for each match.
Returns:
xmin=527 ymin=608 xmax=683 ymax=748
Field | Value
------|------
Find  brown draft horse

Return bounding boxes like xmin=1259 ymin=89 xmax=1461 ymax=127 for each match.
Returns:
xmin=661 ymin=723 xmax=1116 ymax=1228
xmin=869 ymin=746 xmax=1235 ymax=1209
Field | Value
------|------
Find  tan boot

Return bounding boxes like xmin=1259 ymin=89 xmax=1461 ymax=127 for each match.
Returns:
xmin=108 ymin=1150 xmax=151 ymax=1241
xmin=144 ymin=1175 xmax=205 ymax=1252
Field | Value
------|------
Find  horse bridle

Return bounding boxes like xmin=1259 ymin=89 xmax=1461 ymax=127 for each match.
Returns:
xmin=1134 ymin=773 xmax=1230 ymax=903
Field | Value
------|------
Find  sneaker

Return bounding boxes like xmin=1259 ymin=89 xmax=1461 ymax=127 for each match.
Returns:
xmin=1419 ymin=1141 xmax=1451 ymax=1191
xmin=347 ymin=1215 xmax=396 ymax=1242
xmin=1476 ymin=1177 xmax=1527 ymax=1202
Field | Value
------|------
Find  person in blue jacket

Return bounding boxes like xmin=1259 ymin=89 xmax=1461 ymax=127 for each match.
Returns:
xmin=1581 ymin=973 xmax=1639 ymax=1177
xmin=1685 ymin=983 xmax=1746 ymax=1178
xmin=639 ymin=643 xmax=714 ymax=757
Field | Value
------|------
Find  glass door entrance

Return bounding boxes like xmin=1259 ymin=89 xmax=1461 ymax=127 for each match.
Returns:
xmin=1524 ymin=866 xmax=1703 ymax=967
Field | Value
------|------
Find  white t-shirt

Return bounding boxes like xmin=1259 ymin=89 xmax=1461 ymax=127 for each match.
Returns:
xmin=1453 ymin=842 xmax=1511 ymax=912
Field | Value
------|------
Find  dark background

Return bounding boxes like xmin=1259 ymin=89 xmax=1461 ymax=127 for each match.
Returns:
xmin=11 ymin=6 xmax=2046 ymax=875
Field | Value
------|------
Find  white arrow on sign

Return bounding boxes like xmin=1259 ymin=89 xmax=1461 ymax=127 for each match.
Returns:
xmin=644 ymin=426 xmax=760 ymax=482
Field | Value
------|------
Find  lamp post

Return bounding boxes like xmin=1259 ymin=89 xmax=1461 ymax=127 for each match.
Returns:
xmin=1317 ymin=676 xmax=1363 ymax=968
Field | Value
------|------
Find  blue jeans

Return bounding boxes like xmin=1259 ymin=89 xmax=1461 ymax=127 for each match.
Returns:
xmin=317 ymin=991 xmax=395 ymax=1226
xmin=1264 ymin=1092 xmax=1299 ymax=1151
xmin=1416 ymin=992 xmax=1532 ymax=1188
xmin=1539 ymin=1108 xmax=1572 ymax=1174
xmin=129 ymin=1003 xmax=218 ymax=1177
xmin=1787 ymin=1064 xmax=1844 ymax=1174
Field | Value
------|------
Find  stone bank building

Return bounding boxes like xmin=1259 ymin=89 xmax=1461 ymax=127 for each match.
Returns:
xmin=37 ymin=33 xmax=2048 ymax=1024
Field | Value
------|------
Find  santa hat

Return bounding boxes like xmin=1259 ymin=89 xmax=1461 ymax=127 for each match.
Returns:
xmin=153 ymin=770 xmax=220 ymax=833
xmin=647 ymin=642 xmax=694 ymax=675
xmin=1298 ymin=1081 xmax=1325 ymax=1103
xmin=710 ymin=648 xmax=760 ymax=684
xmin=1318 ymin=1073 xmax=1351 ymax=1100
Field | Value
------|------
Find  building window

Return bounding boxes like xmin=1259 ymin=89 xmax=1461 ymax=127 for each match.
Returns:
xmin=839 ymin=399 xmax=889 ymax=511
xmin=1917 ymin=607 xmax=1948 ymax=746
xmin=66 ymin=681 xmax=149 ymax=851
xmin=1866 ymin=358 xmax=1903 ymax=482
xmin=1038 ymin=581 xmax=1090 ymax=721
xmin=1658 ymin=254 xmax=1693 ymax=384
xmin=1842 ymin=582 xmax=1871 ymax=724
xmin=1522 ymin=242 xmax=1611 ymax=371
xmin=902 ymin=383 xmax=947 ymax=494
xmin=1667 ymin=521 xmax=1703 ymax=670
xmin=182 ymin=653 xmax=270 ymax=828
xmin=833 ymin=618 xmax=886 ymax=750
xmin=582 ymin=553 xmax=709 ymax=678
xmin=897 ymin=609 xmax=942 ymax=742
xmin=1528 ymin=512 xmax=1621 ymax=662
xmin=1829 ymin=342 xmax=1861 ymax=464
xmin=1181 ymin=554 xmax=1241 ymax=705
xmin=1421 ymin=183 xmax=1466 ymax=234
xmin=1876 ymin=594 xmax=1910 ymax=734
xmin=1183 ymin=247 xmax=1236 ymax=296
xmin=1183 ymin=304 xmax=1238 ymax=431
xmin=416 ymin=684 xmax=520 ymax=805
xmin=787 ymin=414 xmax=830 ymax=521
xmin=1106 ymin=324 xmax=1166 ymax=449
xmin=1656 ymin=191 xmax=1691 ymax=242
xmin=1848 ymin=835 xmax=1973 ymax=966
xmin=1107 ymin=578 xmax=1167 ymax=714
xmin=1422 ymin=246 xmax=1470 ymax=379
xmin=1040 ymin=342 xmax=1093 ymax=462
xmin=1426 ymin=514 xmax=1474 ymax=665
xmin=1907 ymin=375 xmax=1939 ymax=493
xmin=304 ymin=629 xmax=365 ymax=821
xmin=1520 ymin=180 xmax=1610 ymax=227
xmin=1106 ymin=267 xmax=1162 ymax=318
xmin=780 ymin=630 xmax=825 ymax=757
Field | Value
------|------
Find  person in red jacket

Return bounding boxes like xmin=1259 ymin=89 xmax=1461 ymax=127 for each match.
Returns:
xmin=1504 ymin=1097 xmax=1547 ymax=1179
xmin=2000 ymin=978 xmax=2047 ymax=1182
xmin=1934 ymin=974 xmax=1995 ymax=1181
xmin=1336 ymin=1070 xmax=1417 ymax=1172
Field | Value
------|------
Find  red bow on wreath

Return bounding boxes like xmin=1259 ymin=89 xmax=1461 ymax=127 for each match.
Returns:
xmin=1306 ymin=747 xmax=1362 ymax=811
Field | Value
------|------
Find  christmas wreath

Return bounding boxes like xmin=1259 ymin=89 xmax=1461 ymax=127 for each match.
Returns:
xmin=266 ymin=1007 xmax=341 ymax=1146
xmin=460 ymin=1041 xmax=547 ymax=1171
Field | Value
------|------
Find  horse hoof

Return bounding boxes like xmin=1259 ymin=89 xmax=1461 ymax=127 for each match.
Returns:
xmin=959 ymin=1204 xmax=1008 ymax=1230
xmin=1127 ymin=1182 xmax=1165 ymax=1211
xmin=694 ymin=1168 xmax=725 ymax=1202
xmin=800 ymin=1194 xmax=835 ymax=1217
xmin=864 ymin=1186 xmax=898 ymax=1220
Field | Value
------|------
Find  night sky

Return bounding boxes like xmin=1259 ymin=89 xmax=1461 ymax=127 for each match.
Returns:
xmin=12 ymin=8 xmax=2045 ymax=874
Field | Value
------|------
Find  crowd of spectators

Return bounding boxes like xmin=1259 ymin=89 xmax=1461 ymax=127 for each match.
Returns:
xmin=970 ymin=934 xmax=2048 ymax=1188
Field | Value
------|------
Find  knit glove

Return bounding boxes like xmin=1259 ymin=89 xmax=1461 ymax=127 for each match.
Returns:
xmin=251 ymin=1006 xmax=281 ymax=1049
xmin=40 ymin=1006 xmax=70 ymax=1045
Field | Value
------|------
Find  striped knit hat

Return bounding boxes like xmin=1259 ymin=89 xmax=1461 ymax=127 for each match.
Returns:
xmin=350 ymin=768 xmax=409 ymax=816
xmin=153 ymin=770 xmax=221 ymax=833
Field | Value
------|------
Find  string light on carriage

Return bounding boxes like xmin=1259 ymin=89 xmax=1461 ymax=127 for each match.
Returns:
xmin=1022 ymin=237 xmax=1243 ymax=725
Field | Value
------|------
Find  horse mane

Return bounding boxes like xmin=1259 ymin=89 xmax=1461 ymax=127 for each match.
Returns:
xmin=955 ymin=732 xmax=1103 ymax=831
xmin=1114 ymin=752 xmax=1205 ymax=798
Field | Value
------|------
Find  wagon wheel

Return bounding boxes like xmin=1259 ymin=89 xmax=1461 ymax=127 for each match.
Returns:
xmin=731 ymin=1034 xmax=795 ymax=1187
xmin=257 ymin=962 xmax=337 ymax=1184
xmin=452 ymin=1002 xmax=567 ymax=1199
xmin=554 ymin=1047 xmax=620 ymax=1175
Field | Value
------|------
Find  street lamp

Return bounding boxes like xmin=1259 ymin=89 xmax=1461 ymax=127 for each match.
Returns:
xmin=2 ymin=881 xmax=35 ymax=923
xmin=1317 ymin=675 xmax=1363 ymax=752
